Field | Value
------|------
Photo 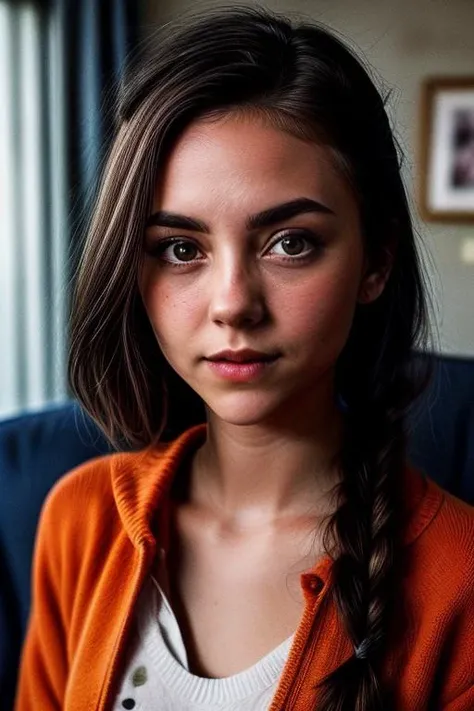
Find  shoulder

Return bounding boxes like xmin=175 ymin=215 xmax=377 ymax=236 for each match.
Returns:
xmin=431 ymin=485 xmax=474 ymax=590
xmin=406 ymin=476 xmax=474 ymax=606
xmin=37 ymin=424 xmax=206 ymax=550
xmin=422 ymin=489 xmax=474 ymax=704
xmin=425 ymin=482 xmax=474 ymax=567
xmin=42 ymin=451 xmax=135 ymax=514
xmin=438 ymin=485 xmax=474 ymax=536
xmin=47 ymin=425 xmax=190 ymax=496
xmin=35 ymin=451 xmax=139 ymax=551
xmin=37 ymin=447 xmax=162 ymax=536
xmin=31 ymin=447 xmax=175 ymax=596
xmin=386 ymin=478 xmax=474 ymax=704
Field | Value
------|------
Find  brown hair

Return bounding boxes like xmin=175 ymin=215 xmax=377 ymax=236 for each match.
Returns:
xmin=69 ymin=7 xmax=431 ymax=709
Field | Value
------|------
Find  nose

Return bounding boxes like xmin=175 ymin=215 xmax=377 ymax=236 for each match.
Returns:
xmin=208 ymin=256 xmax=267 ymax=329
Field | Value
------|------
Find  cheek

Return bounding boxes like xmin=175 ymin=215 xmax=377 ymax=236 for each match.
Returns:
xmin=276 ymin=267 xmax=361 ymax=347
xmin=141 ymin=276 xmax=201 ymax=347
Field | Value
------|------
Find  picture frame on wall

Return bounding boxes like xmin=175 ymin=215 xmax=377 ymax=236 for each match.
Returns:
xmin=419 ymin=77 xmax=474 ymax=222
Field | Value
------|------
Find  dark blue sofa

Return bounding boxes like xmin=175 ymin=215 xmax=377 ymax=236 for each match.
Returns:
xmin=1 ymin=353 xmax=473 ymax=708
xmin=0 ymin=403 xmax=112 ymax=706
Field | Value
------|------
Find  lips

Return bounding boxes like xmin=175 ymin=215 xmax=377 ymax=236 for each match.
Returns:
xmin=205 ymin=350 xmax=280 ymax=382
xmin=206 ymin=349 xmax=279 ymax=363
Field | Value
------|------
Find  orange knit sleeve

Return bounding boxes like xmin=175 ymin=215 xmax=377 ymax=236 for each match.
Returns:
xmin=14 ymin=483 xmax=70 ymax=710
xmin=442 ymin=684 xmax=474 ymax=710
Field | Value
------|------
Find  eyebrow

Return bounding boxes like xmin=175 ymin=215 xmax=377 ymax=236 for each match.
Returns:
xmin=145 ymin=197 xmax=335 ymax=233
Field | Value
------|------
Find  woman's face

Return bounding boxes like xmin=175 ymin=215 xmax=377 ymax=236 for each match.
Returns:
xmin=140 ymin=115 xmax=378 ymax=427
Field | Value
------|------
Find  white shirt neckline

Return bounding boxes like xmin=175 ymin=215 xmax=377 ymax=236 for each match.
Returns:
xmin=139 ymin=574 xmax=295 ymax=704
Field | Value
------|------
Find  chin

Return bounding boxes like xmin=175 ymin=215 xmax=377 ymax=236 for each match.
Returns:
xmin=204 ymin=390 xmax=292 ymax=428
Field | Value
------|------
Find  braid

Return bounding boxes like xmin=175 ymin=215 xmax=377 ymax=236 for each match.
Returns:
xmin=316 ymin=403 xmax=404 ymax=711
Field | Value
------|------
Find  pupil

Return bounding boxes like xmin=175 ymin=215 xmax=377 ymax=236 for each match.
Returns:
xmin=174 ymin=242 xmax=196 ymax=261
xmin=282 ymin=236 xmax=304 ymax=255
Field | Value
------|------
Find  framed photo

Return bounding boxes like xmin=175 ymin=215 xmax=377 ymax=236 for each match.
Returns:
xmin=419 ymin=77 xmax=474 ymax=222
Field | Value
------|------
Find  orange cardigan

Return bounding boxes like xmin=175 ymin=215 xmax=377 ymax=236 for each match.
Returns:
xmin=15 ymin=425 xmax=474 ymax=710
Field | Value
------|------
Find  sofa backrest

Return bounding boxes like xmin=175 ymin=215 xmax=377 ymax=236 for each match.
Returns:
xmin=407 ymin=354 xmax=474 ymax=503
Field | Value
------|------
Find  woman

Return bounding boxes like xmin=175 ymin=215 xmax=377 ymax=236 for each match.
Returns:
xmin=15 ymin=6 xmax=474 ymax=711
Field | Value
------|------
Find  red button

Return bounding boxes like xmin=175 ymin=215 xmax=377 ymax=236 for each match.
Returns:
xmin=306 ymin=575 xmax=324 ymax=594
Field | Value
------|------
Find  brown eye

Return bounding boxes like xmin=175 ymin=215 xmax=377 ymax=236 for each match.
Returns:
xmin=280 ymin=236 xmax=306 ymax=255
xmin=172 ymin=241 xmax=198 ymax=262
xmin=152 ymin=239 xmax=203 ymax=264
xmin=266 ymin=232 xmax=321 ymax=260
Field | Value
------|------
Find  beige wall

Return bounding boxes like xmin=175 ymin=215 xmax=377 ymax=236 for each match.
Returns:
xmin=140 ymin=0 xmax=474 ymax=356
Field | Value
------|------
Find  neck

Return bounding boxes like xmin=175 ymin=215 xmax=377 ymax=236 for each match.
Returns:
xmin=190 ymin=387 xmax=343 ymax=528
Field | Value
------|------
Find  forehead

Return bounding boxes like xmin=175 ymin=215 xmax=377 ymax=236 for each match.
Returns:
xmin=153 ymin=115 xmax=356 ymax=219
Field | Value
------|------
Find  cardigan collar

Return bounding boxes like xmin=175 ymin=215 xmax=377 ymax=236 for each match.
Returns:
xmin=111 ymin=425 xmax=206 ymax=548
xmin=110 ymin=424 xmax=445 ymax=561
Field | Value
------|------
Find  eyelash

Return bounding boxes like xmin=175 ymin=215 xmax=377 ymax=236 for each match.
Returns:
xmin=145 ymin=231 xmax=324 ymax=267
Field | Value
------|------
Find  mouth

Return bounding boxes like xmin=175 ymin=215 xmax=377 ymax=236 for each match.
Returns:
xmin=206 ymin=349 xmax=281 ymax=364
xmin=204 ymin=350 xmax=280 ymax=382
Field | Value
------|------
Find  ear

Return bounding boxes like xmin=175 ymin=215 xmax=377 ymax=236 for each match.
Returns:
xmin=357 ymin=270 xmax=389 ymax=304
xmin=357 ymin=245 xmax=395 ymax=305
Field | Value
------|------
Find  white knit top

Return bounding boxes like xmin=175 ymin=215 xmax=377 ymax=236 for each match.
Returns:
xmin=113 ymin=573 xmax=293 ymax=710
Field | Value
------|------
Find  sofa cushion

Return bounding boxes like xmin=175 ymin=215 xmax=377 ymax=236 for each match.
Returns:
xmin=407 ymin=354 xmax=474 ymax=504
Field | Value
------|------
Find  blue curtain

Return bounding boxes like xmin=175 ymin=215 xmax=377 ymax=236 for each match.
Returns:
xmin=0 ymin=0 xmax=138 ymax=421
xmin=60 ymin=0 xmax=139 ymax=275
